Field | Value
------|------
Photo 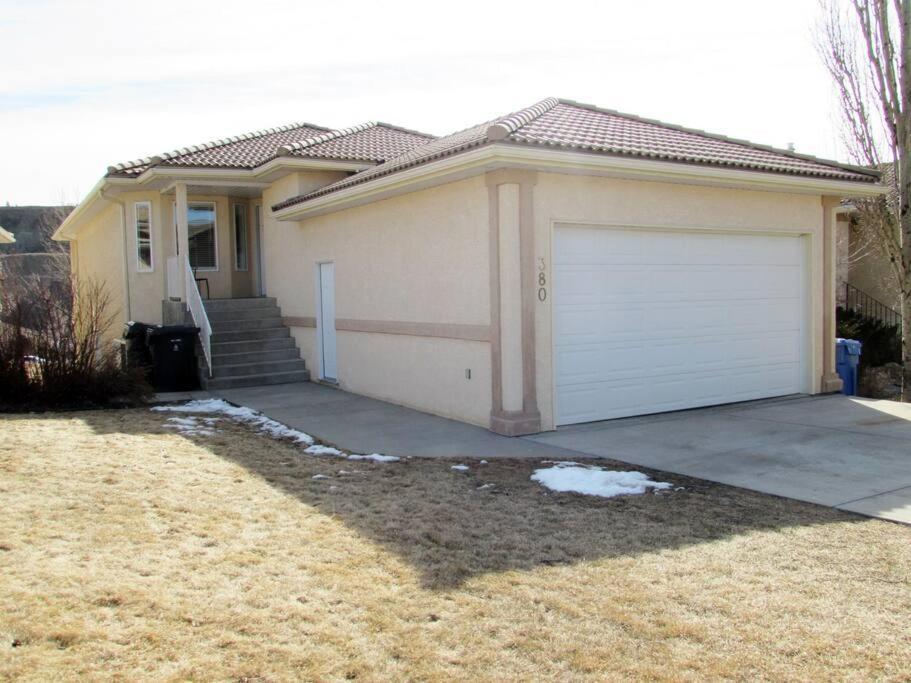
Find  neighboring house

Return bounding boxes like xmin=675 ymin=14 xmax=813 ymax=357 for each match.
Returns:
xmin=835 ymin=168 xmax=902 ymax=322
xmin=53 ymin=97 xmax=882 ymax=435
xmin=0 ymin=226 xmax=14 ymax=244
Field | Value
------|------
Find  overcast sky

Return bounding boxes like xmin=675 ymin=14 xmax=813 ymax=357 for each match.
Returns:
xmin=1 ymin=0 xmax=843 ymax=206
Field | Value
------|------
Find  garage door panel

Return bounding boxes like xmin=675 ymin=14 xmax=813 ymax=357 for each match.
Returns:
xmin=554 ymin=226 xmax=807 ymax=425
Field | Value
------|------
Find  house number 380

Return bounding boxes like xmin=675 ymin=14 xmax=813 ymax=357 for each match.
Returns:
xmin=537 ymin=257 xmax=547 ymax=302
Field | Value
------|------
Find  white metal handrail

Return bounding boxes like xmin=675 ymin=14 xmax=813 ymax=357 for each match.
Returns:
xmin=184 ymin=256 xmax=213 ymax=377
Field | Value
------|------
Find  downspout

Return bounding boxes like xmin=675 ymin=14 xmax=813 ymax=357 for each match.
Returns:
xmin=101 ymin=190 xmax=132 ymax=322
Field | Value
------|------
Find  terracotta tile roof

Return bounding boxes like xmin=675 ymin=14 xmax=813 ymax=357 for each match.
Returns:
xmin=107 ymin=121 xmax=332 ymax=176
xmin=105 ymin=120 xmax=434 ymax=177
xmin=277 ymin=122 xmax=435 ymax=163
xmin=274 ymin=97 xmax=879 ymax=211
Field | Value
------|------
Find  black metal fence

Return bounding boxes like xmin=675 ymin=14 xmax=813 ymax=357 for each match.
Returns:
xmin=843 ymin=283 xmax=902 ymax=329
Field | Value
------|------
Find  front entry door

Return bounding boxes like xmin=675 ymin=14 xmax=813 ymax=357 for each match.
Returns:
xmin=318 ymin=262 xmax=337 ymax=381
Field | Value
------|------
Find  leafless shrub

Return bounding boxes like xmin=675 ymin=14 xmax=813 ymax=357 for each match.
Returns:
xmin=0 ymin=273 xmax=150 ymax=410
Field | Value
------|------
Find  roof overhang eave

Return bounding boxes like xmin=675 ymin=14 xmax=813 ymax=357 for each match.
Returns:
xmin=53 ymin=157 xmax=375 ymax=240
xmin=273 ymin=144 xmax=888 ymax=221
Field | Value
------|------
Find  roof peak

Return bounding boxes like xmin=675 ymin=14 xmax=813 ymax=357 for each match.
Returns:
xmin=486 ymin=97 xmax=559 ymax=141
xmin=108 ymin=119 xmax=332 ymax=174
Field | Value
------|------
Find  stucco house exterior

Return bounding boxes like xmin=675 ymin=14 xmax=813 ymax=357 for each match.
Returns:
xmin=53 ymin=97 xmax=883 ymax=434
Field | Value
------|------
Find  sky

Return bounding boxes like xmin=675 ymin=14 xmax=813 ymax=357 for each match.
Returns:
xmin=0 ymin=0 xmax=846 ymax=206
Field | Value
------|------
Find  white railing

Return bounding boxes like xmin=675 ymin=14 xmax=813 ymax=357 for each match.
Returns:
xmin=184 ymin=256 xmax=213 ymax=377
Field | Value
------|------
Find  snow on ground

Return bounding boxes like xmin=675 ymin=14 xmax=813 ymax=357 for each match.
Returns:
xmin=531 ymin=464 xmax=672 ymax=498
xmin=162 ymin=416 xmax=219 ymax=437
xmin=153 ymin=400 xmax=399 ymax=463
xmin=450 ymin=464 xmax=469 ymax=472
xmin=305 ymin=445 xmax=344 ymax=456
xmin=347 ymin=453 xmax=400 ymax=463
xmin=154 ymin=399 xmax=315 ymax=445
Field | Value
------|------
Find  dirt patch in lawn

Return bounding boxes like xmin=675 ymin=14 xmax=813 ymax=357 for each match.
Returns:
xmin=1 ymin=408 xmax=909 ymax=681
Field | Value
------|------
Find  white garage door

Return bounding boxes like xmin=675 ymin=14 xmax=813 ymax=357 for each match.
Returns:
xmin=554 ymin=225 xmax=807 ymax=425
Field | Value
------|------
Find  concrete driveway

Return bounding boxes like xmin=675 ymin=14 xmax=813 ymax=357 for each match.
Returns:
xmin=526 ymin=394 xmax=911 ymax=524
xmin=195 ymin=382 xmax=911 ymax=524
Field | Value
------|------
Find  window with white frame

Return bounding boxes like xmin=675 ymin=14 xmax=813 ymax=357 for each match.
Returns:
xmin=233 ymin=203 xmax=248 ymax=271
xmin=173 ymin=201 xmax=218 ymax=270
xmin=134 ymin=201 xmax=153 ymax=271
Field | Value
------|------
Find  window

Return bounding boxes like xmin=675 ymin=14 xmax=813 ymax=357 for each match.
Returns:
xmin=233 ymin=203 xmax=248 ymax=271
xmin=174 ymin=201 xmax=218 ymax=270
xmin=134 ymin=202 xmax=153 ymax=272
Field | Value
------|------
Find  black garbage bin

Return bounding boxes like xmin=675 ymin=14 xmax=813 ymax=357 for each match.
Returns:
xmin=145 ymin=324 xmax=200 ymax=391
xmin=122 ymin=321 xmax=152 ymax=374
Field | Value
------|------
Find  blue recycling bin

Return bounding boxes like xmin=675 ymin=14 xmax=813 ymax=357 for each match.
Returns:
xmin=835 ymin=338 xmax=862 ymax=396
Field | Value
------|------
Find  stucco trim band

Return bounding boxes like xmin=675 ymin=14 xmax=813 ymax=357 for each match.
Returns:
xmin=335 ymin=319 xmax=490 ymax=342
xmin=283 ymin=316 xmax=489 ymax=342
xmin=282 ymin=316 xmax=317 ymax=328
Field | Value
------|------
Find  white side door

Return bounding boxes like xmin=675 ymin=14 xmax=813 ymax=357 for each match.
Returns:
xmin=318 ymin=262 xmax=337 ymax=381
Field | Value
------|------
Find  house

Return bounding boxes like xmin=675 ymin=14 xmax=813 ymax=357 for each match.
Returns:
xmin=835 ymin=166 xmax=902 ymax=324
xmin=53 ymin=97 xmax=883 ymax=434
xmin=0 ymin=227 xmax=14 ymax=243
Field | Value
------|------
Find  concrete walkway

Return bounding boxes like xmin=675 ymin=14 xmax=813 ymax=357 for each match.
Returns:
xmin=166 ymin=382 xmax=911 ymax=524
xmin=206 ymin=382 xmax=581 ymax=459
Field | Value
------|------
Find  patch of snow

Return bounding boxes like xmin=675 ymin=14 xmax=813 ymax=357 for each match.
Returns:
xmin=540 ymin=460 xmax=581 ymax=468
xmin=311 ymin=474 xmax=330 ymax=480
xmin=163 ymin=416 xmax=217 ymax=437
xmin=347 ymin=453 xmax=400 ymax=463
xmin=450 ymin=464 xmax=469 ymax=472
xmin=153 ymin=400 xmax=404 ymax=464
xmin=531 ymin=465 xmax=672 ymax=498
xmin=153 ymin=399 xmax=315 ymax=445
xmin=479 ymin=460 xmax=488 ymax=465
xmin=476 ymin=483 xmax=495 ymax=490
xmin=305 ymin=444 xmax=343 ymax=456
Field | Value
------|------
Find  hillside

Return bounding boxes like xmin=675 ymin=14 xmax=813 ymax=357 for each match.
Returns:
xmin=0 ymin=206 xmax=72 ymax=254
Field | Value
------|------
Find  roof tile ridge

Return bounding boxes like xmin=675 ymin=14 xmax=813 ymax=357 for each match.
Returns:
xmin=486 ymin=97 xmax=560 ymax=141
xmin=276 ymin=122 xmax=377 ymax=157
xmin=107 ymin=120 xmax=332 ymax=173
xmin=370 ymin=122 xmax=438 ymax=139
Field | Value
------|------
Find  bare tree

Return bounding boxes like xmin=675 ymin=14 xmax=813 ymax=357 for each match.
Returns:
xmin=818 ymin=0 xmax=911 ymax=400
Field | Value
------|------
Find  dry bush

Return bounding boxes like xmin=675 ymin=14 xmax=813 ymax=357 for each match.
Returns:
xmin=0 ymin=273 xmax=150 ymax=410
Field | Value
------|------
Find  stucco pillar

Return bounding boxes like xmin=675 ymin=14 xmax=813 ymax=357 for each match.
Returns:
xmin=821 ymin=196 xmax=844 ymax=393
xmin=487 ymin=169 xmax=540 ymax=436
xmin=174 ymin=182 xmax=189 ymax=300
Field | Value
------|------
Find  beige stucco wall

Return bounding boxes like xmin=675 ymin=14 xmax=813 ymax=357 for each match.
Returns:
xmin=70 ymin=189 xmax=262 ymax=332
xmin=846 ymin=221 xmax=900 ymax=308
xmin=71 ymin=203 xmax=126 ymax=343
xmin=532 ymin=172 xmax=827 ymax=431
xmin=267 ymin=176 xmax=492 ymax=426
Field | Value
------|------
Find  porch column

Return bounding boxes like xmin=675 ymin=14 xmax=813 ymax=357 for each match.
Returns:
xmin=174 ymin=182 xmax=189 ymax=300
xmin=821 ymin=196 xmax=844 ymax=392
xmin=487 ymin=169 xmax=541 ymax=436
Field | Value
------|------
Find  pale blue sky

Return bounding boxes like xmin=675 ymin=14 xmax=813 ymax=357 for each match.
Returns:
xmin=1 ymin=0 xmax=843 ymax=205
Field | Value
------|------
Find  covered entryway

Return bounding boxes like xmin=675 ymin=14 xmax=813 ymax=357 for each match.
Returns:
xmin=553 ymin=224 xmax=809 ymax=425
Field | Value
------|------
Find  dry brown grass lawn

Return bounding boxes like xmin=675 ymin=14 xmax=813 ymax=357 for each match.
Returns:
xmin=1 ymin=407 xmax=909 ymax=681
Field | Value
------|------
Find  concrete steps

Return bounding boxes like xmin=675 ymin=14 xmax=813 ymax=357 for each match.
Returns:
xmin=200 ymin=298 xmax=309 ymax=389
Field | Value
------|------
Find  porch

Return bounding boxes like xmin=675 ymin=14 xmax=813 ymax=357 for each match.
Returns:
xmin=161 ymin=182 xmax=309 ymax=388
